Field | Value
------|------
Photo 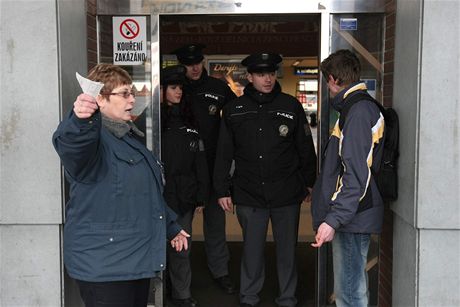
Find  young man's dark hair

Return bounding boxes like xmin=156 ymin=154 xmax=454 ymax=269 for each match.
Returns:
xmin=320 ymin=49 xmax=361 ymax=85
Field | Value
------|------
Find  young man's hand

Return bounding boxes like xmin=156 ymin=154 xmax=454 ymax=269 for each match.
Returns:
xmin=311 ymin=222 xmax=335 ymax=248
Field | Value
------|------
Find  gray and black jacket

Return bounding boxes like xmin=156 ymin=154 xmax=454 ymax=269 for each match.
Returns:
xmin=311 ymin=82 xmax=385 ymax=233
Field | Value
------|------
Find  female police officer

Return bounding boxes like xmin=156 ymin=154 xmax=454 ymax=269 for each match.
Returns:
xmin=160 ymin=65 xmax=209 ymax=307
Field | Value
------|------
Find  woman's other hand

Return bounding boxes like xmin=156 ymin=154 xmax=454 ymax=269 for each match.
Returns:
xmin=74 ymin=93 xmax=98 ymax=119
xmin=170 ymin=229 xmax=190 ymax=252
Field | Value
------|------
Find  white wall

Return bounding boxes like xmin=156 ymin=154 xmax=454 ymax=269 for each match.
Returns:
xmin=393 ymin=0 xmax=460 ymax=306
xmin=0 ymin=0 xmax=62 ymax=305
xmin=0 ymin=0 xmax=88 ymax=305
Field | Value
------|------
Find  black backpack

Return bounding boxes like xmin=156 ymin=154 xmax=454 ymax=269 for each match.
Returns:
xmin=338 ymin=91 xmax=399 ymax=202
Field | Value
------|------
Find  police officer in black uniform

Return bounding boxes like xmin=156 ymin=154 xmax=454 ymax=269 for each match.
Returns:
xmin=173 ymin=44 xmax=237 ymax=294
xmin=214 ymin=53 xmax=317 ymax=307
xmin=161 ymin=65 xmax=209 ymax=307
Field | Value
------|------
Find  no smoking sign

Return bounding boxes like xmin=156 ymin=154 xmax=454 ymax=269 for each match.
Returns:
xmin=113 ymin=16 xmax=147 ymax=65
xmin=120 ymin=19 xmax=140 ymax=39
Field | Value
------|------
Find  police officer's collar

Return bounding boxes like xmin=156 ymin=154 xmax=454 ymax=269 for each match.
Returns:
xmin=185 ymin=68 xmax=209 ymax=88
xmin=244 ymin=81 xmax=281 ymax=104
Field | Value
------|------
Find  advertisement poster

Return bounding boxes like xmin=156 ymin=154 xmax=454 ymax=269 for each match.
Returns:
xmin=208 ymin=59 xmax=249 ymax=97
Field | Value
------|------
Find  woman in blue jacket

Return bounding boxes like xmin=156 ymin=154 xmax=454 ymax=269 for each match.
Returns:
xmin=160 ymin=65 xmax=209 ymax=307
xmin=52 ymin=63 xmax=189 ymax=307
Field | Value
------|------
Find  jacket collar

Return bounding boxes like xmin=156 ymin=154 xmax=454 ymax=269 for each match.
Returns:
xmin=102 ymin=114 xmax=144 ymax=138
xmin=331 ymin=82 xmax=367 ymax=112
xmin=244 ymin=81 xmax=282 ymax=104
xmin=184 ymin=68 xmax=209 ymax=89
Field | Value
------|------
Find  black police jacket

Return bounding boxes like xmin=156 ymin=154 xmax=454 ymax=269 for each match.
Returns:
xmin=214 ymin=82 xmax=317 ymax=208
xmin=183 ymin=70 xmax=237 ymax=177
xmin=161 ymin=105 xmax=210 ymax=215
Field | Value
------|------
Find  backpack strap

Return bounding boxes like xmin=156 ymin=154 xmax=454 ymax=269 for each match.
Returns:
xmin=338 ymin=91 xmax=384 ymax=130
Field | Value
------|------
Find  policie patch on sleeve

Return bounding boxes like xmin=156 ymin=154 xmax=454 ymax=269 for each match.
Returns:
xmin=304 ymin=123 xmax=312 ymax=136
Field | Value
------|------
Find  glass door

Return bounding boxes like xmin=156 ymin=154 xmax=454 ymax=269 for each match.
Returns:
xmin=97 ymin=14 xmax=161 ymax=155
xmin=317 ymin=13 xmax=385 ymax=307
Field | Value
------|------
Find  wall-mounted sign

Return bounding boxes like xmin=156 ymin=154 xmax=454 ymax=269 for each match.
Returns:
xmin=362 ymin=79 xmax=376 ymax=99
xmin=294 ymin=67 xmax=318 ymax=76
xmin=339 ymin=18 xmax=358 ymax=31
xmin=113 ymin=16 xmax=147 ymax=65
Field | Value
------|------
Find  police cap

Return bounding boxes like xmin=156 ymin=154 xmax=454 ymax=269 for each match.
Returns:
xmin=161 ymin=65 xmax=186 ymax=86
xmin=241 ymin=53 xmax=282 ymax=73
xmin=173 ymin=43 xmax=206 ymax=65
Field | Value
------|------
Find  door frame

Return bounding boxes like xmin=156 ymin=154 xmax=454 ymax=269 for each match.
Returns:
xmin=95 ymin=1 xmax=386 ymax=306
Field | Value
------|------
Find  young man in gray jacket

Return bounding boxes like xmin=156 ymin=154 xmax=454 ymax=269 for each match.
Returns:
xmin=311 ymin=49 xmax=385 ymax=307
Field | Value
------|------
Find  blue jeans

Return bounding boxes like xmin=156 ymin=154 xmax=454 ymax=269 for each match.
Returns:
xmin=332 ymin=232 xmax=370 ymax=307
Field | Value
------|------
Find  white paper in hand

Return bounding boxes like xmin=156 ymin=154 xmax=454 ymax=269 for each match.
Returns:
xmin=76 ymin=72 xmax=104 ymax=98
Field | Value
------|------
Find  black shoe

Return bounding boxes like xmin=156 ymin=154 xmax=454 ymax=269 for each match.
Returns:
xmin=240 ymin=303 xmax=256 ymax=307
xmin=214 ymin=275 xmax=236 ymax=294
xmin=172 ymin=297 xmax=198 ymax=307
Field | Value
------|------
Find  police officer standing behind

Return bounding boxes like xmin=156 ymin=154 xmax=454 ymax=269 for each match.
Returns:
xmin=161 ymin=65 xmax=209 ymax=307
xmin=214 ymin=53 xmax=317 ymax=307
xmin=173 ymin=44 xmax=237 ymax=294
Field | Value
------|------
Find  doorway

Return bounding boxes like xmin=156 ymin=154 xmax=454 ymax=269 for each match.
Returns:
xmin=159 ymin=14 xmax=320 ymax=307
xmin=63 ymin=1 xmax=387 ymax=306
xmin=158 ymin=13 xmax=320 ymax=242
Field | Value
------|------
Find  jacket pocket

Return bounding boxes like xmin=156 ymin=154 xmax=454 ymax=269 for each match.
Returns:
xmin=113 ymin=151 xmax=147 ymax=195
xmin=114 ymin=151 xmax=145 ymax=165
xmin=229 ymin=112 xmax=257 ymax=131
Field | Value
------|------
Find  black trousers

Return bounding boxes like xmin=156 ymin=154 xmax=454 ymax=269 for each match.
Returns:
xmin=76 ymin=278 xmax=150 ymax=307
xmin=203 ymin=193 xmax=230 ymax=278
xmin=236 ymin=204 xmax=301 ymax=307
xmin=167 ymin=209 xmax=194 ymax=299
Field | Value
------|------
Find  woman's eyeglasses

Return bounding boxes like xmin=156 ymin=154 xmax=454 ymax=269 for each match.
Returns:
xmin=103 ymin=90 xmax=136 ymax=99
